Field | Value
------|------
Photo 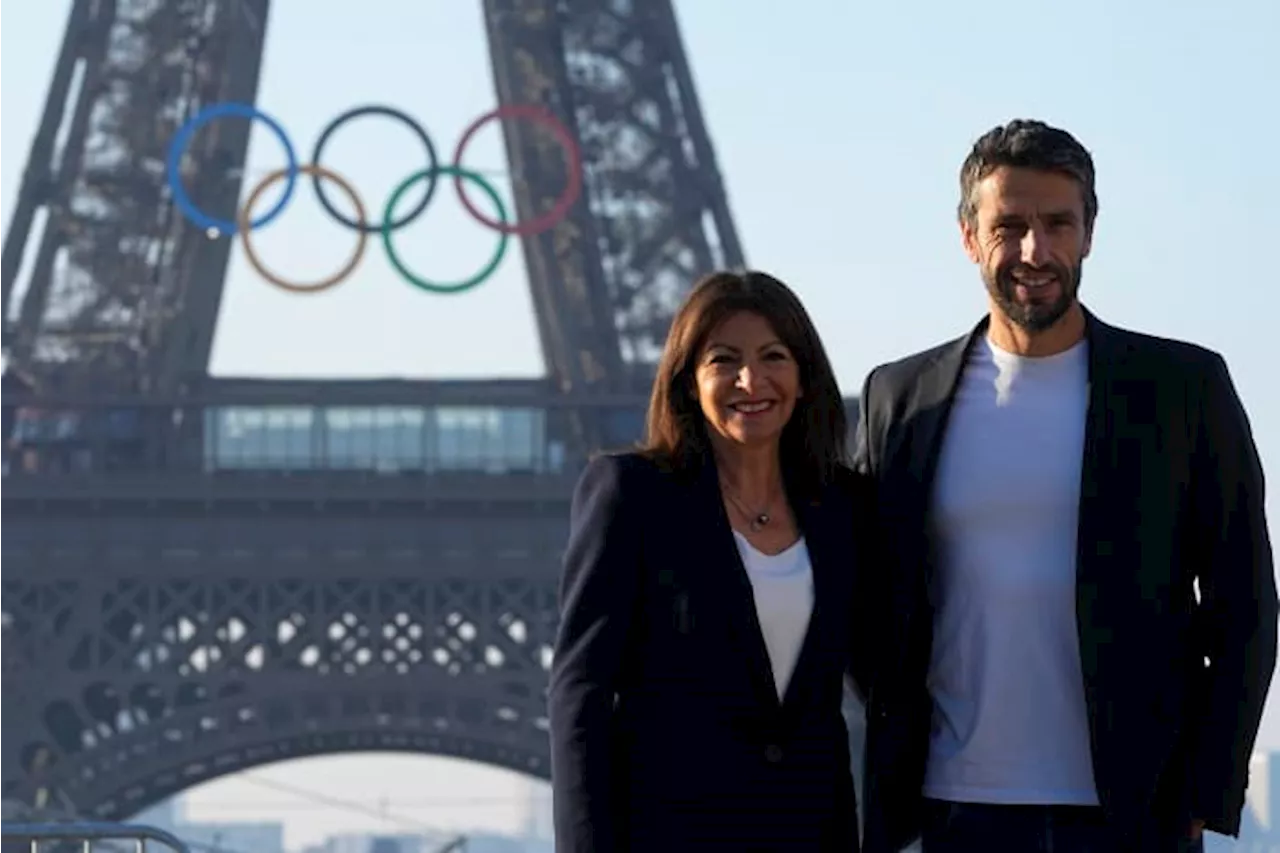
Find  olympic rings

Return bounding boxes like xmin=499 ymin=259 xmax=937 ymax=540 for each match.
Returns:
xmin=310 ymin=105 xmax=440 ymax=235
xmin=452 ymin=104 xmax=583 ymax=237
xmin=166 ymin=102 xmax=299 ymax=236
xmin=166 ymin=100 xmax=582 ymax=296
xmin=382 ymin=166 xmax=510 ymax=295
xmin=239 ymin=164 xmax=369 ymax=294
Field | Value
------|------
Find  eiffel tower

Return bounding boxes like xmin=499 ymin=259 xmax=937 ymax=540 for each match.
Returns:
xmin=0 ymin=0 xmax=858 ymax=822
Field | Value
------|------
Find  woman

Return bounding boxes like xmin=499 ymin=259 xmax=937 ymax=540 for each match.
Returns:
xmin=548 ymin=270 xmax=876 ymax=852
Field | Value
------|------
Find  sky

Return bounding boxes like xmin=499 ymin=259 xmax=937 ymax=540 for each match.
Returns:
xmin=3 ymin=0 xmax=1279 ymax=849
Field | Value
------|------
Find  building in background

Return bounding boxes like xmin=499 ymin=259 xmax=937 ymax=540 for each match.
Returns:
xmin=132 ymin=798 xmax=285 ymax=853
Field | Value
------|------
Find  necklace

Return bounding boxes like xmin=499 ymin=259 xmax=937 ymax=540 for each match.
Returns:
xmin=722 ymin=483 xmax=774 ymax=532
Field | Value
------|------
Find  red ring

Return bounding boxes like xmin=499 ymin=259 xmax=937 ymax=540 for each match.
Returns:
xmin=450 ymin=105 xmax=582 ymax=236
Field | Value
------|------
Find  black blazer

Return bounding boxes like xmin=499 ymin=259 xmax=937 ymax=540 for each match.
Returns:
xmin=549 ymin=451 xmax=874 ymax=853
xmin=854 ymin=309 xmax=1277 ymax=851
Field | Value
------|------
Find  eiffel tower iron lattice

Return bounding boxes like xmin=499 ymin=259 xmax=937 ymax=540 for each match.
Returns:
xmin=0 ymin=0 xmax=848 ymax=823
xmin=0 ymin=0 xmax=746 ymax=394
xmin=5 ymin=548 xmax=564 ymax=820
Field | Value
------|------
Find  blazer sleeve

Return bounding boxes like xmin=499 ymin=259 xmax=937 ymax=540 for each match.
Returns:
xmin=1186 ymin=353 xmax=1278 ymax=835
xmin=549 ymin=454 xmax=643 ymax=853
xmin=852 ymin=368 xmax=879 ymax=477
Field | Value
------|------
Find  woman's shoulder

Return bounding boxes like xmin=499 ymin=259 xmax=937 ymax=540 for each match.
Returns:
xmin=570 ymin=452 xmax=690 ymax=526
xmin=584 ymin=448 xmax=659 ymax=474
xmin=578 ymin=449 xmax=679 ymax=493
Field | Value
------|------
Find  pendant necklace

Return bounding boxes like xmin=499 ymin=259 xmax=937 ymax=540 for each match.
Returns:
xmin=723 ymin=484 xmax=773 ymax=532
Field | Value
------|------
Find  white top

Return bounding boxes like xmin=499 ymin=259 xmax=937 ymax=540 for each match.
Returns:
xmin=734 ymin=532 xmax=814 ymax=700
xmin=924 ymin=335 xmax=1099 ymax=805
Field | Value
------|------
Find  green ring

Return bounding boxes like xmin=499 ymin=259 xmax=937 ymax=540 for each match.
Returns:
xmin=381 ymin=165 xmax=510 ymax=294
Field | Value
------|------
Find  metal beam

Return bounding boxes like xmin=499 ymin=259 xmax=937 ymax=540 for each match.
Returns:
xmin=3 ymin=0 xmax=272 ymax=391
xmin=483 ymin=0 xmax=745 ymax=391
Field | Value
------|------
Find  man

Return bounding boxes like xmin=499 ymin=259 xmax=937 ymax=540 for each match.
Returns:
xmin=855 ymin=119 xmax=1277 ymax=852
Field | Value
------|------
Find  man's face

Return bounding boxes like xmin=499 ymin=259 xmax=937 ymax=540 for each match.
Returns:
xmin=961 ymin=166 xmax=1093 ymax=333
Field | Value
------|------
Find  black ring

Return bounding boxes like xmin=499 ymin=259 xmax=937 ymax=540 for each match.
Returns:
xmin=309 ymin=105 xmax=440 ymax=234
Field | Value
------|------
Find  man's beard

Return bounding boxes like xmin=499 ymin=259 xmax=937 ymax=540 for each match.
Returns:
xmin=986 ymin=260 xmax=1082 ymax=333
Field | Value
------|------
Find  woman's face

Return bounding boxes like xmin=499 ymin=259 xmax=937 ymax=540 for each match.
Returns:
xmin=694 ymin=311 xmax=801 ymax=452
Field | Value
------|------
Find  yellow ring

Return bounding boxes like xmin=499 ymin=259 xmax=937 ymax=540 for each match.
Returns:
xmin=236 ymin=164 xmax=368 ymax=294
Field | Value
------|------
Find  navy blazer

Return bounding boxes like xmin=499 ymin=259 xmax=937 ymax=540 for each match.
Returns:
xmin=548 ymin=450 xmax=874 ymax=853
xmin=855 ymin=310 xmax=1277 ymax=851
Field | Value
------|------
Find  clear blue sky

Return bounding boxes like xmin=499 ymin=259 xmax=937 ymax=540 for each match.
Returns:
xmin=3 ymin=0 xmax=1278 ymax=848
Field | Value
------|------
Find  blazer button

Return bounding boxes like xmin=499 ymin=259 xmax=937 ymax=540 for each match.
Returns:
xmin=764 ymin=744 xmax=784 ymax=764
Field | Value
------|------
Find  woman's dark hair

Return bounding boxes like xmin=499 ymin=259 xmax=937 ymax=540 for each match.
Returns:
xmin=640 ymin=269 xmax=849 ymax=494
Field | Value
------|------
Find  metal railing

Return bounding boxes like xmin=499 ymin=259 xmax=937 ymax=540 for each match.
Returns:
xmin=1 ymin=821 xmax=191 ymax=852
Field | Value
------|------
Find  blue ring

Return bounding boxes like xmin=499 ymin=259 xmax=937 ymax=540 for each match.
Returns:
xmin=166 ymin=102 xmax=298 ymax=235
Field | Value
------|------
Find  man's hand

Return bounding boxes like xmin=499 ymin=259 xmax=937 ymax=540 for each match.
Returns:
xmin=1186 ymin=818 xmax=1205 ymax=840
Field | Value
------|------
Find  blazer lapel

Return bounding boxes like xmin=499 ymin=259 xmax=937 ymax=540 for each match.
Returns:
xmin=778 ymin=494 xmax=842 ymax=715
xmin=900 ymin=319 xmax=985 ymax=525
xmin=1074 ymin=308 xmax=1133 ymax=692
xmin=877 ymin=319 xmax=984 ymax=683
xmin=689 ymin=457 xmax=783 ymax=713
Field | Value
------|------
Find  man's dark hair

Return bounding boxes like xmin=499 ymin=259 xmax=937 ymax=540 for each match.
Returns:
xmin=958 ymin=119 xmax=1098 ymax=229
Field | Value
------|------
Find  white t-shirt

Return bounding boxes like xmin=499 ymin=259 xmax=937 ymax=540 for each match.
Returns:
xmin=924 ymin=335 xmax=1099 ymax=805
xmin=734 ymin=532 xmax=814 ymax=700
